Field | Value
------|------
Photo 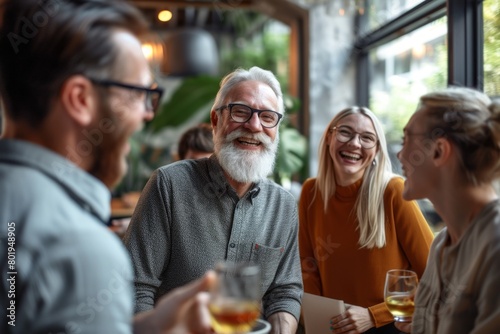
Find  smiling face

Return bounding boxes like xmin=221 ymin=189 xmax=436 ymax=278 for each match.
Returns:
xmin=211 ymin=80 xmax=280 ymax=183
xmin=329 ymin=113 xmax=378 ymax=186
xmin=90 ymin=30 xmax=154 ymax=188
xmin=397 ymin=108 xmax=436 ymax=200
xmin=213 ymin=80 xmax=279 ymax=146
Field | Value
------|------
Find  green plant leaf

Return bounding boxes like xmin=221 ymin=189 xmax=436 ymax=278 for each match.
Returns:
xmin=275 ymin=126 xmax=307 ymax=176
xmin=147 ymin=75 xmax=221 ymax=132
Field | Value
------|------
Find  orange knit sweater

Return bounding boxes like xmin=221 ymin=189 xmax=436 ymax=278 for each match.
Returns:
xmin=299 ymin=177 xmax=434 ymax=328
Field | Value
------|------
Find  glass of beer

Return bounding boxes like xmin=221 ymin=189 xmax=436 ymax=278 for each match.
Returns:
xmin=209 ymin=261 xmax=261 ymax=334
xmin=384 ymin=269 xmax=418 ymax=322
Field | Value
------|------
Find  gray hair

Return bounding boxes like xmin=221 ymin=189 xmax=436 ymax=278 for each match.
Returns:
xmin=211 ymin=66 xmax=285 ymax=115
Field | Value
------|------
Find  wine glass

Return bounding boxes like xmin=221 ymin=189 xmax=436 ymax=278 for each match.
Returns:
xmin=384 ymin=269 xmax=418 ymax=323
xmin=209 ymin=261 xmax=262 ymax=334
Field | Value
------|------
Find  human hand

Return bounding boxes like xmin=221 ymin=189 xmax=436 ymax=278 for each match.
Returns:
xmin=329 ymin=304 xmax=375 ymax=334
xmin=109 ymin=218 xmax=131 ymax=237
xmin=394 ymin=321 xmax=412 ymax=333
xmin=133 ymin=271 xmax=216 ymax=334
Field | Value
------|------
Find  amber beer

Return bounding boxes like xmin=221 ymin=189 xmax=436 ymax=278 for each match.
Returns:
xmin=385 ymin=295 xmax=415 ymax=319
xmin=209 ymin=262 xmax=261 ymax=333
xmin=209 ymin=299 xmax=261 ymax=333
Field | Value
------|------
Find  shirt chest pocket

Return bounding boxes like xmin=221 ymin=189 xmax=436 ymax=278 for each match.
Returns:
xmin=249 ymin=243 xmax=284 ymax=296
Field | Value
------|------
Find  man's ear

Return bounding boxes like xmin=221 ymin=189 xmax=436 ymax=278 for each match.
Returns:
xmin=210 ymin=109 xmax=219 ymax=128
xmin=59 ymin=75 xmax=96 ymax=127
xmin=433 ymin=137 xmax=452 ymax=167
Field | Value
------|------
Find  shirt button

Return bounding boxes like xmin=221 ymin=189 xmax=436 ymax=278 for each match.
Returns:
xmin=230 ymin=243 xmax=236 ymax=248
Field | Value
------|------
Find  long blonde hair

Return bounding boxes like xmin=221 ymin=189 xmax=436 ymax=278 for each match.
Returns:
xmin=314 ymin=107 xmax=395 ymax=248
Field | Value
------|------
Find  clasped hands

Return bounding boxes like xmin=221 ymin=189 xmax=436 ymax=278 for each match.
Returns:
xmin=329 ymin=304 xmax=374 ymax=334
xmin=329 ymin=304 xmax=413 ymax=334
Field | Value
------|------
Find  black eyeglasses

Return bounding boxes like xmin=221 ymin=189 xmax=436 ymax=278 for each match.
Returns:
xmin=216 ymin=103 xmax=283 ymax=128
xmin=90 ymin=78 xmax=164 ymax=114
xmin=332 ymin=125 xmax=378 ymax=149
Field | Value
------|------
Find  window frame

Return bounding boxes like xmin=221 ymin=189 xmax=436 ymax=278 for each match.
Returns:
xmin=354 ymin=0 xmax=484 ymax=106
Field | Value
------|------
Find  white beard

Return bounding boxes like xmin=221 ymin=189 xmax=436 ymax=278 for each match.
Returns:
xmin=215 ymin=128 xmax=279 ymax=183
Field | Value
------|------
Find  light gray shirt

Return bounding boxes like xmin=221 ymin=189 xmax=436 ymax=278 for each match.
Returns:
xmin=124 ymin=155 xmax=303 ymax=320
xmin=412 ymin=199 xmax=500 ymax=334
xmin=0 ymin=139 xmax=133 ymax=334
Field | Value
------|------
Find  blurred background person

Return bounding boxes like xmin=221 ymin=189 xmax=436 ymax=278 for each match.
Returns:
xmin=176 ymin=123 xmax=214 ymax=160
xmin=299 ymin=107 xmax=434 ymax=334
xmin=396 ymin=87 xmax=500 ymax=334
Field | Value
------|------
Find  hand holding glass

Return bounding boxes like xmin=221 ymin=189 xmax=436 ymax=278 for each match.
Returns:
xmin=384 ymin=269 xmax=418 ymax=322
xmin=209 ymin=262 xmax=261 ymax=334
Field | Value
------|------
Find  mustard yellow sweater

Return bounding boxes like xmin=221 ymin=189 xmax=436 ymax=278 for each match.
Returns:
xmin=299 ymin=177 xmax=434 ymax=328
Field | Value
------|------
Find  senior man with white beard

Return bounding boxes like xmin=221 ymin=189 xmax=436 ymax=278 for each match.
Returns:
xmin=124 ymin=66 xmax=302 ymax=333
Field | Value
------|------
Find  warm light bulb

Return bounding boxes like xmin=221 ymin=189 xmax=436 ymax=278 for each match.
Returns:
xmin=158 ymin=10 xmax=172 ymax=22
xmin=142 ymin=44 xmax=154 ymax=61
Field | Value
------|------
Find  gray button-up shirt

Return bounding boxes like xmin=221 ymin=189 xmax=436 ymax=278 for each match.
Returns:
xmin=0 ymin=139 xmax=133 ymax=334
xmin=125 ymin=155 xmax=303 ymax=320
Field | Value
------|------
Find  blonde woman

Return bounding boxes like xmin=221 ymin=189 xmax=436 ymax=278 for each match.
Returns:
xmin=299 ymin=107 xmax=434 ymax=334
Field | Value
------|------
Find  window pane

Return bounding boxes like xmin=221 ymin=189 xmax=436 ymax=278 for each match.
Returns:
xmin=366 ymin=0 xmax=426 ymax=32
xmin=368 ymin=18 xmax=447 ymax=232
xmin=369 ymin=17 xmax=447 ymax=161
xmin=484 ymin=0 xmax=500 ymax=97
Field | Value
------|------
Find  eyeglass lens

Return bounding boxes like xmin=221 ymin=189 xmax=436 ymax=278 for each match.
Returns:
xmin=229 ymin=104 xmax=280 ymax=128
xmin=335 ymin=127 xmax=377 ymax=149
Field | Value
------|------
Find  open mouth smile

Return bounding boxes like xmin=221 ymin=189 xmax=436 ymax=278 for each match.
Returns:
xmin=340 ymin=151 xmax=362 ymax=162
xmin=238 ymin=137 xmax=261 ymax=146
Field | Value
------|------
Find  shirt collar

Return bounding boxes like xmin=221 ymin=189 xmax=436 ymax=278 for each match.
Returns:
xmin=0 ymin=139 xmax=111 ymax=223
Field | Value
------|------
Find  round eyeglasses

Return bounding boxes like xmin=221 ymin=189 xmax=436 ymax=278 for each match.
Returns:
xmin=332 ymin=126 xmax=378 ymax=149
xmin=217 ymin=103 xmax=283 ymax=128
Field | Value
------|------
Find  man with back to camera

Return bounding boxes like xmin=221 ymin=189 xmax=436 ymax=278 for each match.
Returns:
xmin=0 ymin=0 xmax=215 ymax=333
xmin=125 ymin=66 xmax=303 ymax=334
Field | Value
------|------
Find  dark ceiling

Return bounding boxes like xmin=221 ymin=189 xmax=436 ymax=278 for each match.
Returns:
xmin=130 ymin=0 xmax=311 ymax=134
xmin=131 ymin=0 xmax=268 ymax=38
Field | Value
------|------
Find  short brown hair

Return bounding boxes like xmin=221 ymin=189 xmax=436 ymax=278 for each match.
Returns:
xmin=0 ymin=0 xmax=148 ymax=126
xmin=178 ymin=123 xmax=214 ymax=160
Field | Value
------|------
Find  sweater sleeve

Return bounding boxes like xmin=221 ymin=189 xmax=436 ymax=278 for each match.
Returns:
xmin=389 ymin=177 xmax=434 ymax=278
xmin=369 ymin=177 xmax=434 ymax=328
xmin=298 ymin=178 xmax=323 ymax=296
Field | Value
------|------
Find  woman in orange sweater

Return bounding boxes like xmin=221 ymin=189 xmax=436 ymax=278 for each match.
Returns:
xmin=299 ymin=107 xmax=434 ymax=334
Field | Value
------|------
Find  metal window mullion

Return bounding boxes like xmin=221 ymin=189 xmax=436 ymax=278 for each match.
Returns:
xmin=354 ymin=0 xmax=447 ymax=106
xmin=355 ymin=3 xmax=369 ymax=106
xmin=447 ymin=0 xmax=484 ymax=89
xmin=355 ymin=0 xmax=447 ymax=52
